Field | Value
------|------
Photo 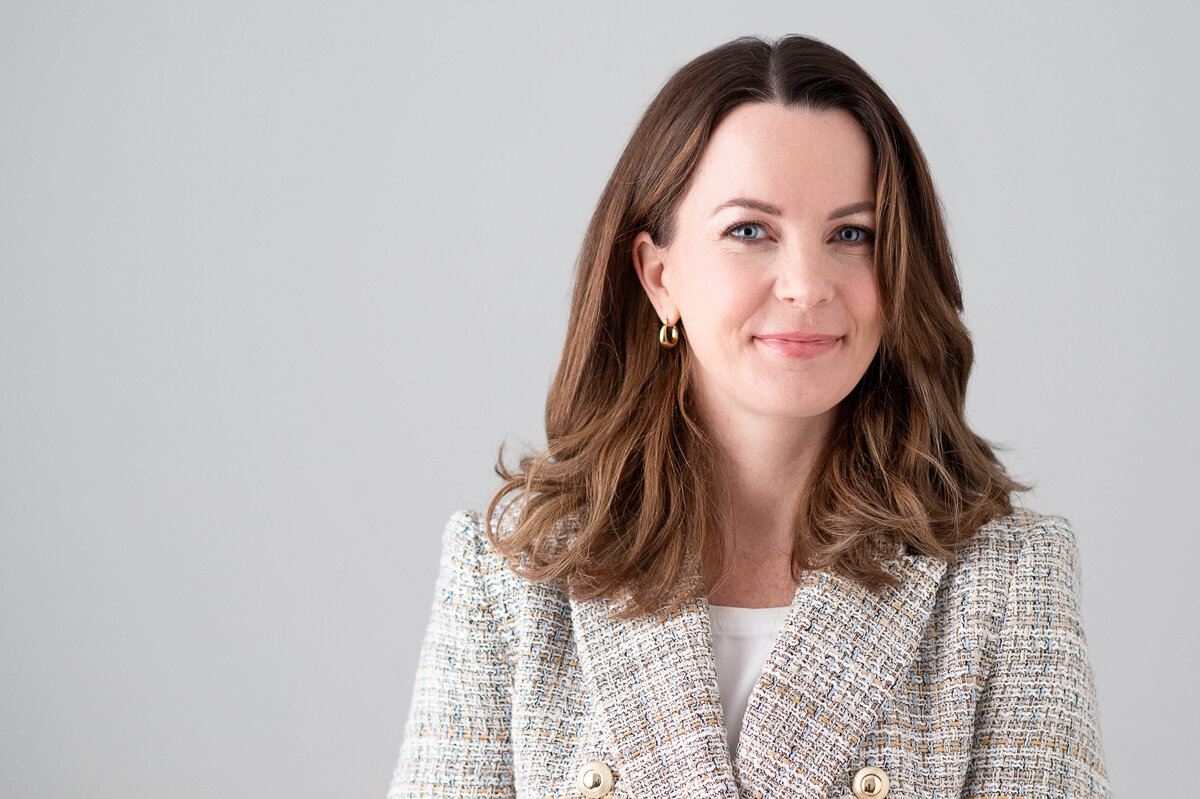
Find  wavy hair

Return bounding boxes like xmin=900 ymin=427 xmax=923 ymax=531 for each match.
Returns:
xmin=485 ymin=34 xmax=1028 ymax=617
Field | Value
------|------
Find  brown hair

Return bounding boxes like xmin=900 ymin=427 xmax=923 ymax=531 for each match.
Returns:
xmin=485 ymin=34 xmax=1028 ymax=617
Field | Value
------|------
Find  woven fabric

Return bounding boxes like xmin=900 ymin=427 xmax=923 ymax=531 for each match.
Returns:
xmin=388 ymin=507 xmax=1111 ymax=798
xmin=709 ymin=604 xmax=794 ymax=761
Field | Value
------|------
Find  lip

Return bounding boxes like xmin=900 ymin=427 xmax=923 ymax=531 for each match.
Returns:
xmin=754 ymin=332 xmax=843 ymax=358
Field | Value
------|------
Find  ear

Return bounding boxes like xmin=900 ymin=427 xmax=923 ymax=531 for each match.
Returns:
xmin=631 ymin=231 xmax=679 ymax=324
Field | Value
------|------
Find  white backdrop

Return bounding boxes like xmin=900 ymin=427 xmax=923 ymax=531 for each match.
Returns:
xmin=2 ymin=1 xmax=1195 ymax=796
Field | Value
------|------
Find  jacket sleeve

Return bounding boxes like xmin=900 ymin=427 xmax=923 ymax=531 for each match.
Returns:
xmin=388 ymin=511 xmax=516 ymax=798
xmin=962 ymin=517 xmax=1113 ymax=797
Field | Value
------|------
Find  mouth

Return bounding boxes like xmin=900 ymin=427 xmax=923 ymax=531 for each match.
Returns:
xmin=753 ymin=333 xmax=843 ymax=358
xmin=757 ymin=334 xmax=841 ymax=343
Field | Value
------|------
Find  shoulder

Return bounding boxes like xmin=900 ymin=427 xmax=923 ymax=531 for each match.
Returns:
xmin=438 ymin=496 xmax=540 ymax=569
xmin=932 ymin=506 xmax=1088 ymax=652
xmin=436 ymin=500 xmax=570 ymax=619
xmin=947 ymin=505 xmax=1080 ymax=574
xmin=435 ymin=504 xmax=518 ymax=587
xmin=939 ymin=506 xmax=1085 ymax=601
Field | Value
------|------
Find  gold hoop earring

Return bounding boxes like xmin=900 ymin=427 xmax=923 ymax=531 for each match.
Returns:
xmin=658 ymin=320 xmax=680 ymax=349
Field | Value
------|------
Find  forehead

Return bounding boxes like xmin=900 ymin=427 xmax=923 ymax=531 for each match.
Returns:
xmin=681 ymin=103 xmax=875 ymax=214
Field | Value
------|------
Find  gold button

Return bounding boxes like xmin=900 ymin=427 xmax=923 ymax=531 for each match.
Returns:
xmin=577 ymin=760 xmax=614 ymax=798
xmin=851 ymin=765 xmax=890 ymax=799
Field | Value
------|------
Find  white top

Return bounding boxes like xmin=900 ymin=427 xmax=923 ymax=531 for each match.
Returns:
xmin=708 ymin=603 xmax=793 ymax=759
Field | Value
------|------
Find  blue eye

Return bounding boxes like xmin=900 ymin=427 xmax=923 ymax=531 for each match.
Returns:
xmin=727 ymin=222 xmax=767 ymax=240
xmin=837 ymin=226 xmax=873 ymax=244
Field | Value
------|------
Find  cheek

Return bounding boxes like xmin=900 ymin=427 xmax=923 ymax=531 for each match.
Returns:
xmin=674 ymin=256 xmax=765 ymax=333
xmin=842 ymin=271 xmax=883 ymax=333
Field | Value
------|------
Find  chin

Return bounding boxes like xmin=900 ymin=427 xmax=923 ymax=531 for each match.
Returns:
xmin=751 ymin=396 xmax=841 ymax=422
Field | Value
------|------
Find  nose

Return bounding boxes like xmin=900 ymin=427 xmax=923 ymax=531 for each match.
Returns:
xmin=773 ymin=243 xmax=835 ymax=309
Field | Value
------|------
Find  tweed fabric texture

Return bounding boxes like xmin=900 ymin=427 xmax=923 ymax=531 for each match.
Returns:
xmin=389 ymin=507 xmax=1111 ymax=798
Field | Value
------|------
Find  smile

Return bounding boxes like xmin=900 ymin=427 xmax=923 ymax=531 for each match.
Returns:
xmin=753 ymin=335 xmax=842 ymax=359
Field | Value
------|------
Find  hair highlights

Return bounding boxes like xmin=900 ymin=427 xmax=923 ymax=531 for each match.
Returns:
xmin=485 ymin=35 xmax=1028 ymax=618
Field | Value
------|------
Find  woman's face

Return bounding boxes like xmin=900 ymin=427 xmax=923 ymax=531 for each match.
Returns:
xmin=633 ymin=102 xmax=882 ymax=433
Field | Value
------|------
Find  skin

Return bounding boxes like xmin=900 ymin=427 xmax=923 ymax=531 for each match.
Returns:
xmin=632 ymin=103 xmax=883 ymax=608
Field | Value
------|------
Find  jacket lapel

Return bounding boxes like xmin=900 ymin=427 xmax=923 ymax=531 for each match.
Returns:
xmin=733 ymin=547 xmax=948 ymax=797
xmin=570 ymin=545 xmax=947 ymax=798
xmin=569 ymin=593 xmax=740 ymax=798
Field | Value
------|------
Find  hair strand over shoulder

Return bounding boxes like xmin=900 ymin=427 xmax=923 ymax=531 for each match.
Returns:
xmin=485 ymin=34 xmax=1028 ymax=619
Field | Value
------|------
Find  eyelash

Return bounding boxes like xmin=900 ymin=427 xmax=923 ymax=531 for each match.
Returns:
xmin=835 ymin=225 xmax=876 ymax=245
xmin=724 ymin=222 xmax=770 ymax=240
xmin=722 ymin=221 xmax=876 ymax=245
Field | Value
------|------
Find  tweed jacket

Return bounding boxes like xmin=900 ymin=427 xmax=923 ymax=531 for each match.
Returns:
xmin=389 ymin=506 xmax=1111 ymax=798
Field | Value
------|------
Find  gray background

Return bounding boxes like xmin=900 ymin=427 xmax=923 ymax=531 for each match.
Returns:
xmin=2 ymin=1 xmax=1194 ymax=796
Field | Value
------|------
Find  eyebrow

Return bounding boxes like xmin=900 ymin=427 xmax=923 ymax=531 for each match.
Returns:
xmin=826 ymin=201 xmax=875 ymax=220
xmin=711 ymin=197 xmax=782 ymax=217
xmin=711 ymin=197 xmax=876 ymax=220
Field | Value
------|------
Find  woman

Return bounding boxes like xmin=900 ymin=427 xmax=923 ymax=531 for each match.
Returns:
xmin=389 ymin=35 xmax=1111 ymax=798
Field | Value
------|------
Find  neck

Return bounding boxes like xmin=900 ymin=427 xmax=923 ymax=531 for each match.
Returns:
xmin=692 ymin=383 xmax=840 ymax=607
xmin=705 ymin=403 xmax=836 ymax=556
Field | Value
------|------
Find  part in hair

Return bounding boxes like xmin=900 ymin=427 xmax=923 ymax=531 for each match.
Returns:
xmin=485 ymin=34 xmax=1029 ymax=618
